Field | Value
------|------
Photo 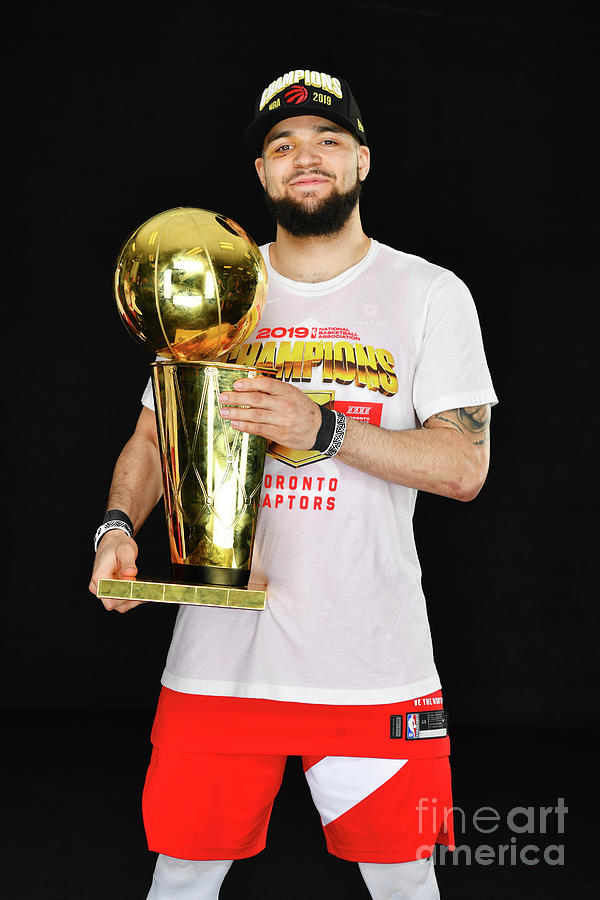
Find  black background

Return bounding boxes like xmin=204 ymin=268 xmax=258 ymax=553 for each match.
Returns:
xmin=9 ymin=2 xmax=596 ymax=897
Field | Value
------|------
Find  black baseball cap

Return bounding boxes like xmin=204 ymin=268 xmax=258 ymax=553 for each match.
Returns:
xmin=244 ymin=68 xmax=367 ymax=156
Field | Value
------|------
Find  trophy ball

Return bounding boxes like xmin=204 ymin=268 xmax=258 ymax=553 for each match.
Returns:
xmin=114 ymin=207 xmax=267 ymax=360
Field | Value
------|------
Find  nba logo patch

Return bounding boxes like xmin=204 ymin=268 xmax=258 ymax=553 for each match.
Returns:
xmin=406 ymin=711 xmax=448 ymax=740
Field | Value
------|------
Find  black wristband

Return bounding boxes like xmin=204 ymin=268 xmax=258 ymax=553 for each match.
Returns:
xmin=310 ymin=406 xmax=347 ymax=457
xmin=103 ymin=508 xmax=134 ymax=533
xmin=94 ymin=508 xmax=134 ymax=552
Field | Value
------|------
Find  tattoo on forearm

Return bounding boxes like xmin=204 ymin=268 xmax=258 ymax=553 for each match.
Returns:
xmin=457 ymin=406 xmax=490 ymax=433
xmin=430 ymin=405 xmax=490 ymax=446
xmin=432 ymin=413 xmax=464 ymax=435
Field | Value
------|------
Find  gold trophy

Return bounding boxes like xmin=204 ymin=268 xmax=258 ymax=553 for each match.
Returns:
xmin=97 ymin=207 xmax=271 ymax=610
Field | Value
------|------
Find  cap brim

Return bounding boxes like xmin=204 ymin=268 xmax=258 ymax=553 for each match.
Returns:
xmin=244 ymin=106 xmax=367 ymax=156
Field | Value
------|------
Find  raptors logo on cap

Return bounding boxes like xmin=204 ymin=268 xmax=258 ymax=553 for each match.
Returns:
xmin=285 ymin=85 xmax=308 ymax=104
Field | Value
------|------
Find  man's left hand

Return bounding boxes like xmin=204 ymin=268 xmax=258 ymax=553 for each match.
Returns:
xmin=219 ymin=377 xmax=321 ymax=450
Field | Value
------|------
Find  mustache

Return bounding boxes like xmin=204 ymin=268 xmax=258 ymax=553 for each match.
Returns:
xmin=284 ymin=169 xmax=335 ymax=184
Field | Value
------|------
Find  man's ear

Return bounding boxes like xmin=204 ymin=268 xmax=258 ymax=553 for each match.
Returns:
xmin=358 ymin=145 xmax=371 ymax=182
xmin=255 ymin=156 xmax=266 ymax=189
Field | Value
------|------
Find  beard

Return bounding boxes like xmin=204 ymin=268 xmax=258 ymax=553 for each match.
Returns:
xmin=264 ymin=173 xmax=362 ymax=238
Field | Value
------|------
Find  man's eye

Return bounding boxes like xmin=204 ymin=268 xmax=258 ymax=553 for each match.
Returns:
xmin=275 ymin=144 xmax=292 ymax=153
xmin=321 ymin=139 xmax=337 ymax=145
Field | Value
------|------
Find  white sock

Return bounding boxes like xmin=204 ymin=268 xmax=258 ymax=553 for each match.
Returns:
xmin=358 ymin=857 xmax=440 ymax=900
xmin=146 ymin=855 xmax=233 ymax=900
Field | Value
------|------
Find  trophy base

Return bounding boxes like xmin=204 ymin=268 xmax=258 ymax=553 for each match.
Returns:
xmin=171 ymin=563 xmax=250 ymax=587
xmin=96 ymin=578 xmax=267 ymax=609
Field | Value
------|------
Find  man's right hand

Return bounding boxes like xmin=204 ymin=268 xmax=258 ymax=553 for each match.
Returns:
xmin=89 ymin=530 xmax=144 ymax=613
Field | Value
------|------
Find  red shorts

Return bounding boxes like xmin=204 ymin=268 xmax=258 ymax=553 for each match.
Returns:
xmin=142 ymin=690 xmax=454 ymax=863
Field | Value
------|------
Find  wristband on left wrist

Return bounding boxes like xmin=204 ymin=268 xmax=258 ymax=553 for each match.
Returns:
xmin=311 ymin=406 xmax=347 ymax=457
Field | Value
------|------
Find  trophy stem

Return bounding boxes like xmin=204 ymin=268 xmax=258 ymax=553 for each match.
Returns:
xmin=151 ymin=360 xmax=271 ymax=589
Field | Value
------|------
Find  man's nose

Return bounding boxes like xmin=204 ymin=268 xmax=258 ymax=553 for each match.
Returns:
xmin=292 ymin=141 xmax=321 ymax=167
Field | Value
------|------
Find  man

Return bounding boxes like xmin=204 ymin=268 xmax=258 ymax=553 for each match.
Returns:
xmin=90 ymin=68 xmax=497 ymax=899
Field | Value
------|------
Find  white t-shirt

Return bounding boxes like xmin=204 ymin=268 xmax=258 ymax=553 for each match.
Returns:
xmin=141 ymin=239 xmax=497 ymax=705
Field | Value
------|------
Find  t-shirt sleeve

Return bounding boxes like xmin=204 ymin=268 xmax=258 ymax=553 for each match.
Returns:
xmin=413 ymin=273 xmax=498 ymax=424
xmin=141 ymin=376 xmax=154 ymax=410
xmin=141 ymin=354 xmax=170 ymax=410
